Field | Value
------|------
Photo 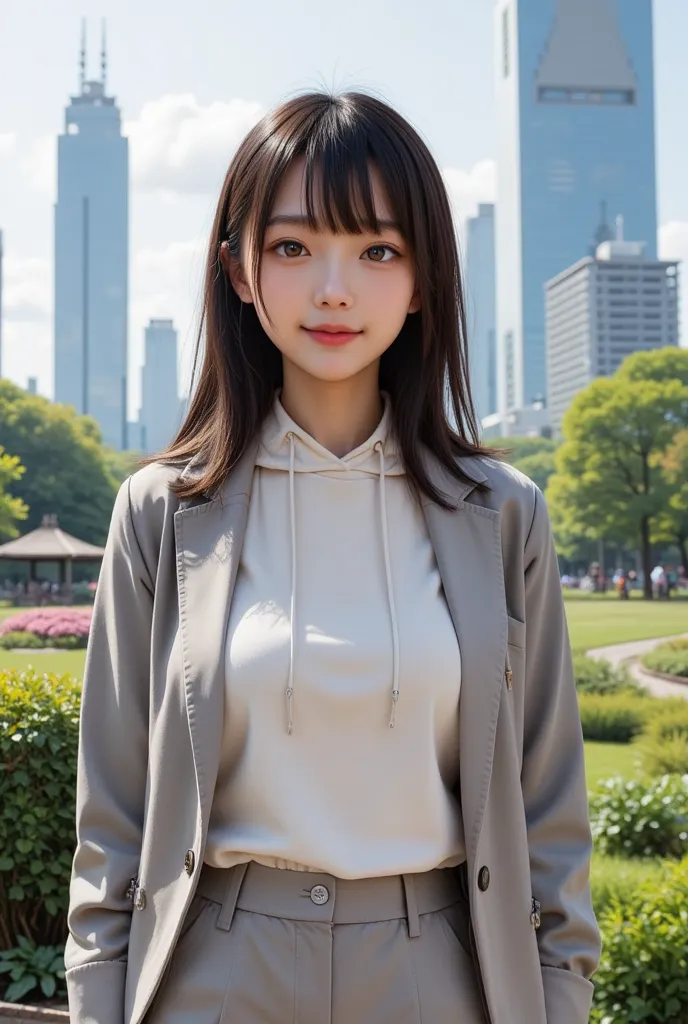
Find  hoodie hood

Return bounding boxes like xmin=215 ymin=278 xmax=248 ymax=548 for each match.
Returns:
xmin=256 ymin=390 xmax=405 ymax=479
xmin=256 ymin=390 xmax=403 ymax=736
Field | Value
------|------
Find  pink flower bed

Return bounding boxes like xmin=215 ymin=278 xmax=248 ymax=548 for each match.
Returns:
xmin=0 ymin=607 xmax=93 ymax=639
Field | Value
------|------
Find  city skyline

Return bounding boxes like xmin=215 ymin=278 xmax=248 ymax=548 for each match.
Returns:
xmin=0 ymin=0 xmax=686 ymax=427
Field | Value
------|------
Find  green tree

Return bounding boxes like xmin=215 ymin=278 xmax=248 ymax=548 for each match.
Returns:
xmin=652 ymin=428 xmax=688 ymax=574
xmin=0 ymin=380 xmax=120 ymax=545
xmin=547 ymin=349 xmax=688 ymax=599
xmin=483 ymin=436 xmax=559 ymax=492
xmin=0 ymin=447 xmax=29 ymax=541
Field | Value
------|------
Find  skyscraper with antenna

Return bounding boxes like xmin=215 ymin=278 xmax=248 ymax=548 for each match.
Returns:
xmin=54 ymin=19 xmax=129 ymax=449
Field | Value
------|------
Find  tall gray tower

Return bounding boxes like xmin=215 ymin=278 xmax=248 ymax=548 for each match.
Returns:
xmin=54 ymin=20 xmax=129 ymax=449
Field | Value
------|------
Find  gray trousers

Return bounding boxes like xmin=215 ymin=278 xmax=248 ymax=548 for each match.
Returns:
xmin=144 ymin=859 xmax=488 ymax=1023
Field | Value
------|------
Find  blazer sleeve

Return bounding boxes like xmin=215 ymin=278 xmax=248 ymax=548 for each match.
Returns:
xmin=521 ymin=484 xmax=602 ymax=1024
xmin=64 ymin=476 xmax=153 ymax=1024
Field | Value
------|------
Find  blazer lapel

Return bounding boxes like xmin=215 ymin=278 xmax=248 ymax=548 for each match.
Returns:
xmin=420 ymin=451 xmax=508 ymax=867
xmin=173 ymin=440 xmax=259 ymax=827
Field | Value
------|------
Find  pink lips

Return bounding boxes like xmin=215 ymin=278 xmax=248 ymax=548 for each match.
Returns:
xmin=303 ymin=326 xmax=362 ymax=347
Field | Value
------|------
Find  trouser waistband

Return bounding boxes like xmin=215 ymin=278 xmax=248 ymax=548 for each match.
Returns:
xmin=196 ymin=859 xmax=468 ymax=939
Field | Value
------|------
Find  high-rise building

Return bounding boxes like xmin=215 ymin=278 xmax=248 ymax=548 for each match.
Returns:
xmin=494 ymin=0 xmax=658 ymax=427
xmin=54 ymin=20 xmax=128 ymax=449
xmin=546 ymin=228 xmax=680 ymax=434
xmin=465 ymin=204 xmax=497 ymax=425
xmin=138 ymin=319 xmax=182 ymax=455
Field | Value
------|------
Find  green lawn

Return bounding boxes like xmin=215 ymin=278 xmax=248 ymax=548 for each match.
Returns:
xmin=584 ymin=741 xmax=641 ymax=789
xmin=564 ymin=591 xmax=688 ymax=651
xmin=0 ymin=648 xmax=86 ymax=678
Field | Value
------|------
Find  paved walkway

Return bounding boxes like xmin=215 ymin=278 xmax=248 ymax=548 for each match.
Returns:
xmin=587 ymin=633 xmax=688 ymax=700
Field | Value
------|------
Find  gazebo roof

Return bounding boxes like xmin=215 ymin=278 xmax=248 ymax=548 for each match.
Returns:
xmin=0 ymin=514 xmax=105 ymax=562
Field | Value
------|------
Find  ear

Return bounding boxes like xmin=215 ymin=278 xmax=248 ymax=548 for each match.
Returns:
xmin=220 ymin=241 xmax=254 ymax=305
xmin=408 ymin=283 xmax=421 ymax=315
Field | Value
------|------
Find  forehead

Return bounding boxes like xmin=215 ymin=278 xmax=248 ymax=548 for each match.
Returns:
xmin=268 ymin=154 xmax=394 ymax=224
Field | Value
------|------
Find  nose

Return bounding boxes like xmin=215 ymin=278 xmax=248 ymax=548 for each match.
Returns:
xmin=313 ymin=255 xmax=354 ymax=309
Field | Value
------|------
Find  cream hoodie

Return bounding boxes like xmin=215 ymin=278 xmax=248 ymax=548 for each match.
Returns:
xmin=204 ymin=392 xmax=467 ymax=878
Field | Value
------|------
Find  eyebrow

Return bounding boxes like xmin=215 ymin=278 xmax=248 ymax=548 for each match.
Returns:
xmin=265 ymin=213 xmax=402 ymax=233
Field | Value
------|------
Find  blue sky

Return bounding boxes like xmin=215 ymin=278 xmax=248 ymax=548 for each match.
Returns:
xmin=1 ymin=0 xmax=686 ymax=417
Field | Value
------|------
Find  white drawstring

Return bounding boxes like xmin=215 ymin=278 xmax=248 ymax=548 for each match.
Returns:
xmin=286 ymin=432 xmax=297 ymax=734
xmin=375 ymin=441 xmax=400 ymax=727
xmin=282 ymin=432 xmax=399 ymax=732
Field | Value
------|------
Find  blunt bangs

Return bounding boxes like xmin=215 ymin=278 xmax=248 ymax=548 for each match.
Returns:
xmin=144 ymin=89 xmax=509 ymax=506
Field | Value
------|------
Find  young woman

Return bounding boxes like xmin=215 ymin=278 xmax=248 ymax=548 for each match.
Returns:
xmin=64 ymin=91 xmax=601 ymax=1024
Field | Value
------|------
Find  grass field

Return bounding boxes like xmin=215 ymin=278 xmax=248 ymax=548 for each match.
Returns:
xmin=0 ymin=649 xmax=86 ymax=677
xmin=584 ymin=741 xmax=641 ymax=789
xmin=563 ymin=591 xmax=687 ymax=652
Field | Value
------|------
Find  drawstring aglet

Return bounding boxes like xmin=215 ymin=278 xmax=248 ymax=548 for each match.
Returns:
xmin=286 ymin=686 xmax=294 ymax=735
xmin=389 ymin=689 xmax=400 ymax=728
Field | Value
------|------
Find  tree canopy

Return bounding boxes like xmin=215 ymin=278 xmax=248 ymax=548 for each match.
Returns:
xmin=0 ymin=380 xmax=123 ymax=546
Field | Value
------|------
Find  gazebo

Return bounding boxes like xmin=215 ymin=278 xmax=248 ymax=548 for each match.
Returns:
xmin=0 ymin=513 xmax=105 ymax=604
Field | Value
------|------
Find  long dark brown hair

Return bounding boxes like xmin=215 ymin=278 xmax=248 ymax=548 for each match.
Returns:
xmin=142 ymin=89 xmax=506 ymax=508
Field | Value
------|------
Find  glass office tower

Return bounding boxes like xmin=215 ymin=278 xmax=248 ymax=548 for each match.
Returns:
xmin=54 ymin=22 xmax=128 ymax=449
xmin=494 ymin=0 xmax=657 ymax=418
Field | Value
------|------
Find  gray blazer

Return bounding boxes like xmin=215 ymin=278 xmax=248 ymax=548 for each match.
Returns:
xmin=64 ymin=441 xmax=601 ymax=1024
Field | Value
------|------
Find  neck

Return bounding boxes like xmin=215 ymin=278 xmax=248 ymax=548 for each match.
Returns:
xmin=279 ymin=361 xmax=384 ymax=458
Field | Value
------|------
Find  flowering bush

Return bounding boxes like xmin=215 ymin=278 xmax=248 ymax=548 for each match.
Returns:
xmin=0 ymin=607 xmax=92 ymax=647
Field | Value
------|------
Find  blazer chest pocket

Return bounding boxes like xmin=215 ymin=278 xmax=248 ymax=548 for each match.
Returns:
xmin=505 ymin=614 xmax=526 ymax=692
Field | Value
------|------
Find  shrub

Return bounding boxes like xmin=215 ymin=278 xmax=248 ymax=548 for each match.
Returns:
xmin=0 ymin=938 xmax=66 ymax=1004
xmin=573 ymin=654 xmax=638 ymax=695
xmin=635 ymin=704 xmax=688 ymax=776
xmin=589 ymin=774 xmax=688 ymax=859
xmin=578 ymin=692 xmax=651 ymax=743
xmin=0 ymin=631 xmax=45 ymax=650
xmin=642 ymin=638 xmax=688 ymax=679
xmin=0 ymin=668 xmax=80 ymax=952
xmin=591 ymin=856 xmax=688 ymax=1023
xmin=0 ymin=608 xmax=92 ymax=649
xmin=590 ymin=854 xmax=668 ymax=916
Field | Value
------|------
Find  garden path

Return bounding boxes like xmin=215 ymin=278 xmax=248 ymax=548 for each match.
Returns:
xmin=587 ymin=633 xmax=688 ymax=700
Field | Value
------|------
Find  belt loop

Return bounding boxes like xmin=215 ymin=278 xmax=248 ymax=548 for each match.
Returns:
xmin=402 ymin=874 xmax=420 ymax=938
xmin=217 ymin=862 xmax=249 ymax=931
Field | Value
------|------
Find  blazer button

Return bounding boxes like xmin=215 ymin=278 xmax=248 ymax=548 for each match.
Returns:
xmin=478 ymin=866 xmax=490 ymax=892
xmin=184 ymin=849 xmax=195 ymax=875
xmin=134 ymin=886 xmax=147 ymax=910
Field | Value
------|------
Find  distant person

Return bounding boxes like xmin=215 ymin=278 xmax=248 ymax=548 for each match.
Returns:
xmin=651 ymin=563 xmax=667 ymax=599
xmin=64 ymin=91 xmax=600 ymax=1024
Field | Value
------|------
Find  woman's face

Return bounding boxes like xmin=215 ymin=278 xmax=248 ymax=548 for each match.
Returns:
xmin=226 ymin=156 xmax=420 ymax=384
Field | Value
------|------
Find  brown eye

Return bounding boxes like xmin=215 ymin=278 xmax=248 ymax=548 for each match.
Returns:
xmin=364 ymin=245 xmax=397 ymax=263
xmin=274 ymin=241 xmax=306 ymax=258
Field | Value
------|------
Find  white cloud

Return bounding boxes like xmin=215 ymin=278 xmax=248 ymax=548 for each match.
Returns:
xmin=3 ymin=254 xmax=51 ymax=323
xmin=129 ymin=237 xmax=208 ymax=412
xmin=0 ymin=133 xmax=17 ymax=157
xmin=659 ymin=220 xmax=688 ymax=348
xmin=22 ymin=135 xmax=57 ymax=194
xmin=442 ymin=158 xmax=496 ymax=229
xmin=125 ymin=94 xmax=264 ymax=196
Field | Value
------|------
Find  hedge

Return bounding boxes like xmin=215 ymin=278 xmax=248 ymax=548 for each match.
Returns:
xmin=0 ymin=669 xmax=79 ymax=955
xmin=578 ymin=692 xmax=652 ymax=743
xmin=573 ymin=654 xmax=638 ymax=695
xmin=642 ymin=638 xmax=688 ymax=680
xmin=592 ymin=856 xmax=688 ymax=1023
xmin=589 ymin=774 xmax=688 ymax=859
xmin=635 ymin=703 xmax=688 ymax=777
